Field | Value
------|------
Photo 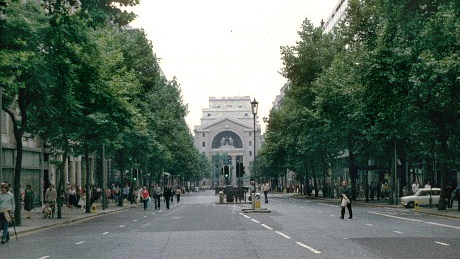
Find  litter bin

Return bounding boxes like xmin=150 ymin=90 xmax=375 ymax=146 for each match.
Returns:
xmin=219 ymin=191 xmax=224 ymax=204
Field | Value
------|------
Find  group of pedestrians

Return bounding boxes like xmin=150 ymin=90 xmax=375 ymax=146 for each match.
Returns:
xmin=140 ymin=185 xmax=183 ymax=211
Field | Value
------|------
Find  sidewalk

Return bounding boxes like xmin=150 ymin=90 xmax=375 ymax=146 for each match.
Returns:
xmin=12 ymin=202 xmax=135 ymax=236
xmin=289 ymin=193 xmax=460 ymax=219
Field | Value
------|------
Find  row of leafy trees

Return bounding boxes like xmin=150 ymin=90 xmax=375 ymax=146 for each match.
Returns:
xmin=256 ymin=0 xmax=459 ymax=209
xmin=0 ymin=0 xmax=211 ymax=225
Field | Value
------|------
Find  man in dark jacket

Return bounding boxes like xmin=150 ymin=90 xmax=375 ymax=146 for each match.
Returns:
xmin=163 ymin=186 xmax=172 ymax=210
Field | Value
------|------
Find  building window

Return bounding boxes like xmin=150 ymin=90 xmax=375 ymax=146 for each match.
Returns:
xmin=245 ymin=113 xmax=248 ymax=117
xmin=202 ymin=133 xmax=205 ymax=137
xmin=202 ymin=142 xmax=205 ymax=147
xmin=249 ymin=141 xmax=252 ymax=146
xmin=249 ymin=151 xmax=252 ymax=156
xmin=207 ymin=113 xmax=211 ymax=117
xmin=249 ymin=132 xmax=252 ymax=137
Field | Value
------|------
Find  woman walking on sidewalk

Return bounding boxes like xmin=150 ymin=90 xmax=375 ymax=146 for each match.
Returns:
xmin=24 ymin=184 xmax=34 ymax=219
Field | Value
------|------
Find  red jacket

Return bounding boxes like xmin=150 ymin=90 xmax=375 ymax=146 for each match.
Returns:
xmin=141 ymin=189 xmax=149 ymax=199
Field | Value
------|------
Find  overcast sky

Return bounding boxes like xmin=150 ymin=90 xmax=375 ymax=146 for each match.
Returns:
xmin=128 ymin=0 xmax=338 ymax=133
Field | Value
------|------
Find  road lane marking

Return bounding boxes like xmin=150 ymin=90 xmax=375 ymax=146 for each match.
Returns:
xmin=296 ymin=242 xmax=322 ymax=254
xmin=119 ymin=225 xmax=125 ymax=228
xmin=102 ymin=232 xmax=109 ymax=235
xmin=239 ymin=213 xmax=251 ymax=219
xmin=435 ymin=241 xmax=450 ymax=246
xmin=394 ymin=231 xmax=403 ymax=234
xmin=251 ymin=219 xmax=260 ymax=223
xmin=38 ymin=256 xmax=50 ymax=259
xmin=75 ymin=241 xmax=85 ymax=245
xmin=261 ymin=224 xmax=272 ymax=230
xmin=368 ymin=211 xmax=460 ymax=230
xmin=144 ymin=216 xmax=148 ymax=218
xmin=275 ymin=231 xmax=291 ymax=239
xmin=366 ymin=224 xmax=374 ymax=226
xmin=133 ymin=220 xmax=138 ymax=222
xmin=151 ymin=213 xmax=155 ymax=215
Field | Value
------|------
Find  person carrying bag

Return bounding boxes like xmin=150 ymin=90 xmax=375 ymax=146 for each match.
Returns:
xmin=0 ymin=183 xmax=15 ymax=244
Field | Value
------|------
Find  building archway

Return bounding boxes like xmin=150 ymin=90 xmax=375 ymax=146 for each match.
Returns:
xmin=212 ymin=131 xmax=243 ymax=149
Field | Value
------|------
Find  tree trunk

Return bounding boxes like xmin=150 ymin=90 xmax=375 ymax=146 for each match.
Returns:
xmin=348 ymin=136 xmax=357 ymax=201
xmin=5 ymin=88 xmax=27 ymax=226
xmin=57 ymin=146 xmax=69 ymax=218
xmin=85 ymin=145 xmax=91 ymax=213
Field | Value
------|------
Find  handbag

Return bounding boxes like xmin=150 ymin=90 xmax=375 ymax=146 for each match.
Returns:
xmin=3 ymin=211 xmax=12 ymax=223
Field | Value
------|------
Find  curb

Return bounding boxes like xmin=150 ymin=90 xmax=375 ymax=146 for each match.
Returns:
xmin=16 ymin=206 xmax=133 ymax=236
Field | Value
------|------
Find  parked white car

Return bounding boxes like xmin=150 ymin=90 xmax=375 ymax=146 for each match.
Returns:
xmin=401 ymin=188 xmax=441 ymax=208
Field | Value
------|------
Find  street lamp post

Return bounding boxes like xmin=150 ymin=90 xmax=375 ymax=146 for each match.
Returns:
xmin=251 ymin=98 xmax=258 ymax=168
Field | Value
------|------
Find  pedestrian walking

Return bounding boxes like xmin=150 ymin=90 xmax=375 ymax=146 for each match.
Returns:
xmin=44 ymin=185 xmax=57 ymax=218
xmin=78 ymin=191 xmax=86 ymax=211
xmin=122 ymin=184 xmax=130 ymax=204
xmin=140 ymin=186 xmax=150 ymax=210
xmin=170 ymin=186 xmax=174 ymax=203
xmin=175 ymin=186 xmax=181 ymax=203
xmin=262 ymin=182 xmax=270 ymax=203
xmin=24 ymin=184 xmax=34 ymax=219
xmin=153 ymin=185 xmax=162 ymax=210
xmin=340 ymin=181 xmax=352 ymax=219
xmin=455 ymin=184 xmax=460 ymax=212
xmin=0 ymin=183 xmax=15 ymax=244
xmin=163 ymin=186 xmax=172 ymax=210
xmin=67 ymin=185 xmax=77 ymax=210
xmin=411 ymin=180 xmax=419 ymax=194
xmin=340 ymin=193 xmax=350 ymax=219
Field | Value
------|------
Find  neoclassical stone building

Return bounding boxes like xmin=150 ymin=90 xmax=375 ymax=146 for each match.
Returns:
xmin=193 ymin=96 xmax=261 ymax=186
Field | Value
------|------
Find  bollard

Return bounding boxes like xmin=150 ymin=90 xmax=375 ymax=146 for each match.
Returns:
xmin=91 ymin=202 xmax=98 ymax=213
xmin=254 ymin=193 xmax=261 ymax=210
xmin=219 ymin=191 xmax=224 ymax=204
xmin=414 ymin=201 xmax=420 ymax=210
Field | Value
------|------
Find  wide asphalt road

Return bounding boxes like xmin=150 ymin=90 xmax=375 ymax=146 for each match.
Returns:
xmin=1 ymin=190 xmax=459 ymax=258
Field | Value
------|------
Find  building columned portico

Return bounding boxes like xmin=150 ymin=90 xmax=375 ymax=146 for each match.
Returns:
xmin=194 ymin=96 xmax=261 ymax=187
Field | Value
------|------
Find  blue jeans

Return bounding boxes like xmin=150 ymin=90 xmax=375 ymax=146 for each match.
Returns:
xmin=1 ymin=213 xmax=10 ymax=242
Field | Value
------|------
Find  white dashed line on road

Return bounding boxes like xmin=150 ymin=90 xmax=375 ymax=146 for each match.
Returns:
xmin=102 ymin=232 xmax=109 ymax=235
xmin=119 ymin=225 xmax=125 ymax=228
xmin=435 ymin=241 xmax=450 ymax=246
xmin=75 ymin=241 xmax=85 ymax=245
xmin=133 ymin=220 xmax=138 ymax=222
xmin=38 ymin=256 xmax=50 ymax=259
xmin=251 ymin=219 xmax=260 ymax=223
xmin=369 ymin=211 xmax=460 ymax=230
xmin=239 ymin=213 xmax=250 ymax=219
xmin=144 ymin=216 xmax=148 ymax=218
xmin=261 ymin=224 xmax=273 ymax=230
xmin=296 ymin=242 xmax=322 ymax=254
xmin=274 ymin=231 xmax=291 ymax=239
xmin=394 ymin=231 xmax=403 ymax=234
xmin=366 ymin=224 xmax=374 ymax=226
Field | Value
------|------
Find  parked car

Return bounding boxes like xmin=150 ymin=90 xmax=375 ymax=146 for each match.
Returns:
xmin=401 ymin=188 xmax=441 ymax=208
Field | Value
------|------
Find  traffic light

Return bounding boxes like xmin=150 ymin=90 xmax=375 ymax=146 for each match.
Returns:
xmin=223 ymin=165 xmax=229 ymax=178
